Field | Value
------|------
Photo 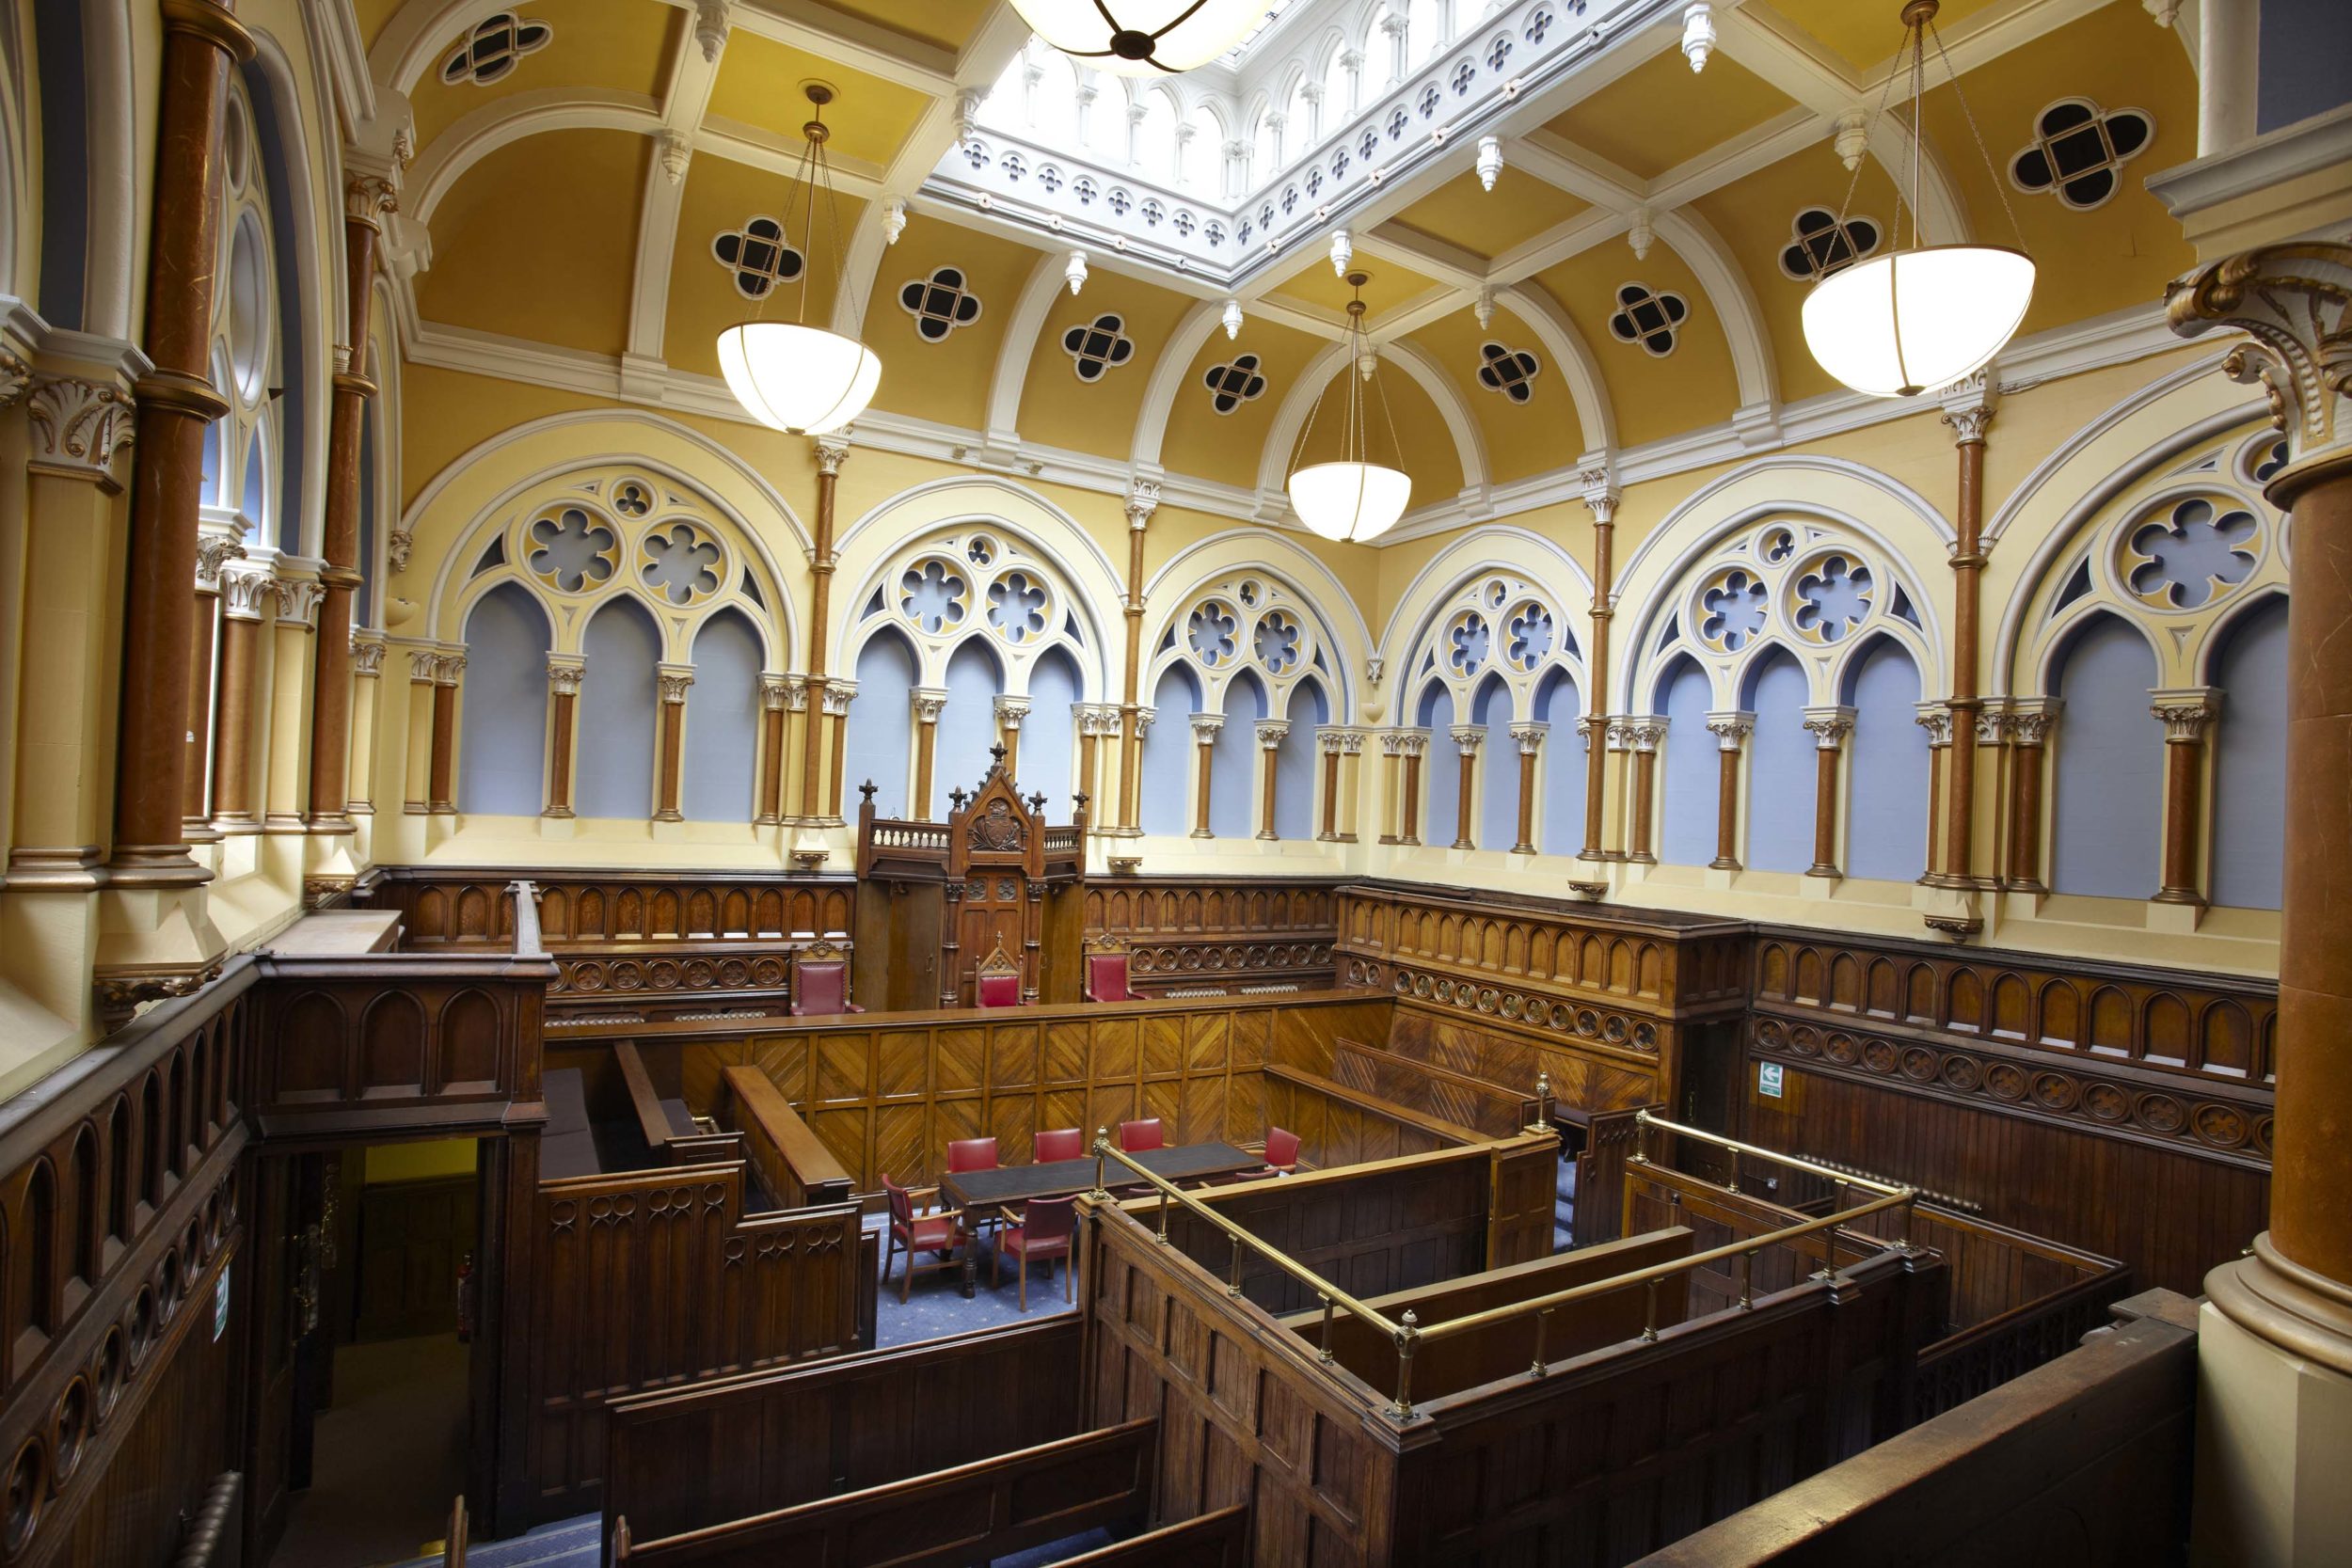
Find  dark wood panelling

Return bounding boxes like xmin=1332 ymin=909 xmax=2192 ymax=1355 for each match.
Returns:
xmin=1634 ymin=1291 xmax=2199 ymax=1568
xmin=553 ymin=993 xmax=1392 ymax=1195
xmin=365 ymin=870 xmax=856 ymax=949
xmin=1263 ymin=1066 xmax=1479 ymax=1169
xmin=354 ymin=1175 xmax=477 ymax=1340
xmin=1330 ymin=1040 xmax=1533 ymax=1136
xmin=1086 ymin=877 xmax=1344 ymax=992
xmin=527 ymin=1167 xmax=868 ymax=1523
xmin=602 ymin=1316 xmax=1085 ymax=1545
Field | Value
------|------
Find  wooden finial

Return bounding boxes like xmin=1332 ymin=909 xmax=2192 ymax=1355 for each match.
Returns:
xmin=858 ymin=779 xmax=877 ymax=803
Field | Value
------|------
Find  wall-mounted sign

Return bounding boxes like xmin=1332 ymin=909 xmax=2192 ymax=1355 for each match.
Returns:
xmin=214 ymin=1266 xmax=232 ymax=1342
xmin=1757 ymin=1062 xmax=1786 ymax=1100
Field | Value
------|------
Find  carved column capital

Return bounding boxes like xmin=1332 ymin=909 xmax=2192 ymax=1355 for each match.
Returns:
xmin=26 ymin=375 xmax=136 ymax=485
xmin=993 ymin=694 xmax=1031 ymax=730
xmin=434 ymin=653 xmax=468 ymax=686
xmin=194 ymin=531 xmax=247 ymax=590
xmin=274 ymin=577 xmax=326 ymax=627
xmin=0 ymin=347 xmax=30 ymax=409
xmin=1509 ymin=721 xmax=1548 ymax=754
xmin=815 ymin=433 xmax=850 ymax=476
xmin=1125 ymin=479 xmax=1162 ymax=530
xmin=343 ymin=173 xmax=399 ymax=225
xmin=1134 ymin=705 xmax=1156 ymax=739
xmin=1802 ymin=705 xmax=1857 ymax=749
xmin=1188 ymin=713 xmax=1225 ymax=744
xmin=1448 ymin=724 xmax=1485 ymax=755
xmin=1705 ymin=710 xmax=1756 ymax=751
xmin=911 ymin=686 xmax=949 ymax=723
xmin=221 ymin=563 xmax=276 ymax=621
xmin=2008 ymin=696 xmax=2061 ymax=744
xmin=657 ymin=664 xmax=695 ymax=705
xmin=1939 ymin=371 xmax=1998 ymax=445
xmin=1623 ymin=715 xmax=1667 ymax=753
xmin=821 ymin=677 xmax=856 ymax=717
xmin=1914 ymin=702 xmax=1955 ymax=747
xmin=758 ymin=673 xmax=790 ymax=711
xmin=1254 ymin=720 xmax=1290 ymax=751
xmin=548 ymin=656 xmax=585 ymax=697
xmin=2166 ymin=242 xmax=2352 ymax=505
xmin=784 ymin=674 xmax=810 ymax=713
xmin=2150 ymin=686 xmax=2222 ymax=740
xmin=407 ymin=648 xmax=441 ymax=683
xmin=351 ymin=636 xmax=388 ymax=677
xmin=1579 ymin=467 xmax=1621 ymax=523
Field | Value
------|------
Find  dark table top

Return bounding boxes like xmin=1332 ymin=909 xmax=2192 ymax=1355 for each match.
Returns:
xmin=942 ymin=1142 xmax=1260 ymax=1210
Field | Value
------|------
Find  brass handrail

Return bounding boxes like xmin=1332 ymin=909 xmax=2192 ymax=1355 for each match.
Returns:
xmin=1631 ymin=1108 xmax=1910 ymax=1196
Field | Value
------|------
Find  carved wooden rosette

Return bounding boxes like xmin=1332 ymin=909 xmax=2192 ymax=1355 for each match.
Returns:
xmin=2166 ymin=240 xmax=2352 ymax=1369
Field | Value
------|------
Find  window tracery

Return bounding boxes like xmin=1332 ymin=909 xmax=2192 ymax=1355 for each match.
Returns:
xmin=711 ymin=216 xmax=804 ymax=300
xmin=1474 ymin=342 xmax=1541 ymax=404
xmin=440 ymin=12 xmax=551 ymax=87
xmin=1777 ymin=208 xmax=1881 ymax=281
xmin=1608 ymin=283 xmax=1688 ymax=356
xmin=2008 ymin=98 xmax=2153 ymax=212
xmin=205 ymin=80 xmax=278 ymax=541
xmin=898 ymin=267 xmax=984 ymax=341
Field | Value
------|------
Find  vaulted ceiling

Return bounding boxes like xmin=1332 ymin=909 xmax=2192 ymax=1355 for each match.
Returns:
xmin=372 ymin=0 xmax=2200 ymax=533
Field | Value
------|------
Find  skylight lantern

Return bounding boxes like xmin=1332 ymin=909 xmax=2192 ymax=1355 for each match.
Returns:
xmin=1285 ymin=274 xmax=1412 ymax=545
xmin=1009 ymin=0 xmax=1269 ymax=75
xmin=1801 ymin=0 xmax=2035 ymax=397
xmin=717 ymin=84 xmax=882 ymax=436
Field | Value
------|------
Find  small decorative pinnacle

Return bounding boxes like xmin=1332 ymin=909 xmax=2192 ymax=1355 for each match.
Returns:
xmin=858 ymin=780 xmax=877 ymax=803
xmin=950 ymin=787 xmax=970 ymax=811
xmin=1027 ymin=792 xmax=1047 ymax=814
xmin=990 ymin=742 xmax=1008 ymax=763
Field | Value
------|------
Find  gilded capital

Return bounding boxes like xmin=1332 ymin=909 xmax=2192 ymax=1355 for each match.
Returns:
xmin=344 ymin=173 xmax=399 ymax=225
xmin=1705 ymin=711 xmax=1756 ymax=752
xmin=2165 ymin=241 xmax=2352 ymax=505
xmin=27 ymin=375 xmax=136 ymax=484
xmin=1255 ymin=720 xmax=1290 ymax=750
xmin=351 ymin=637 xmax=389 ymax=677
xmin=548 ymin=657 xmax=585 ymax=698
xmin=194 ymin=532 xmax=247 ymax=590
xmin=815 ymin=434 xmax=850 ymax=476
xmin=0 ymin=348 xmax=29 ymax=410
xmin=221 ymin=563 xmax=276 ymax=621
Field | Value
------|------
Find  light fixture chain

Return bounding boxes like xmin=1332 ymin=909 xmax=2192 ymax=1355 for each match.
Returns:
xmin=1828 ymin=28 xmax=1906 ymax=246
xmin=1907 ymin=16 xmax=1923 ymax=252
xmin=1926 ymin=19 xmax=2027 ymax=249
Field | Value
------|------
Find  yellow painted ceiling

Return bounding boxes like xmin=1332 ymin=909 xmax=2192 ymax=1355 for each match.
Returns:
xmin=1263 ymin=251 xmax=1443 ymax=328
xmin=1294 ymin=355 xmax=1466 ymax=504
xmin=1387 ymin=167 xmax=1592 ymax=263
xmin=1015 ymin=272 xmax=1198 ymax=462
xmin=705 ymin=32 xmax=931 ymax=168
xmin=417 ymin=128 xmax=647 ymax=358
xmin=1915 ymin=3 xmax=2198 ymax=342
xmin=1531 ymin=237 xmax=1740 ymax=450
xmin=352 ymin=0 xmax=405 ymax=55
xmin=662 ymin=153 xmax=865 ymax=380
xmin=1753 ymin=0 xmax=2010 ymax=75
xmin=1403 ymin=304 xmax=1581 ymax=487
xmin=1540 ymin=49 xmax=1795 ymax=180
xmin=816 ymin=0 xmax=1000 ymax=53
xmin=861 ymin=216 xmax=1057 ymax=432
xmin=1686 ymin=142 xmax=1862 ymax=406
xmin=1160 ymin=316 xmax=1328 ymax=489
xmin=407 ymin=0 xmax=675 ymax=150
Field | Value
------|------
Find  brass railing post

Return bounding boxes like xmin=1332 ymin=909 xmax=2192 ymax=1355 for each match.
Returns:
xmin=1090 ymin=1128 xmax=1109 ymax=1199
xmin=1389 ymin=1310 xmax=1419 ymax=1421
xmin=1632 ymin=1111 xmax=1651 ymax=1166
xmin=1641 ymin=1277 xmax=1661 ymax=1342
xmin=1158 ymin=1186 xmax=1171 ymax=1244
xmin=1318 ymin=1292 xmax=1335 ymax=1364
xmin=1740 ymin=1249 xmax=1756 ymax=1310
xmin=1227 ymin=1233 xmax=1244 ymax=1296
xmin=1727 ymin=1148 xmax=1740 ymax=1196
xmin=1529 ymin=1308 xmax=1549 ymax=1378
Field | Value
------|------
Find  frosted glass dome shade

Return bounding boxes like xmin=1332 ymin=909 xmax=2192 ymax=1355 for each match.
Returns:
xmin=717 ymin=322 xmax=882 ymax=436
xmin=1287 ymin=462 xmax=1411 ymax=544
xmin=1009 ymin=0 xmax=1267 ymax=74
xmin=1802 ymin=245 xmax=2035 ymax=398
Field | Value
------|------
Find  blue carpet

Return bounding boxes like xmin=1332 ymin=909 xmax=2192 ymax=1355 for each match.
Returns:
xmin=866 ymin=1210 xmax=1078 ymax=1347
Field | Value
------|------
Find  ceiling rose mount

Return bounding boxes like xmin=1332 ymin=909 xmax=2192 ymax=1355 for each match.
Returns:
xmin=1009 ymin=1 xmax=1269 ymax=77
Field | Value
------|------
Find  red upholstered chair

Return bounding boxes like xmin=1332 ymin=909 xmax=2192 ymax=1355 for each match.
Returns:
xmin=993 ymin=1196 xmax=1076 ymax=1311
xmin=975 ymin=940 xmax=1024 ymax=1008
xmin=881 ymin=1174 xmax=964 ymax=1303
xmin=946 ymin=1137 xmax=999 ymax=1174
xmin=1033 ymin=1127 xmax=1086 ymax=1164
xmin=1082 ymin=937 xmax=1137 ymax=1003
xmin=1117 ymin=1117 xmax=1164 ymax=1154
xmin=1262 ymin=1126 xmax=1301 ymax=1177
xmin=789 ymin=940 xmax=865 ymax=1017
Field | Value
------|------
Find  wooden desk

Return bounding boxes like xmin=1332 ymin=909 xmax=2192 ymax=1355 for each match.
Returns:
xmin=941 ymin=1142 xmax=1261 ymax=1296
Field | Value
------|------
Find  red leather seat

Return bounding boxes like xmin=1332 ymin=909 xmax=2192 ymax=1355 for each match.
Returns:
xmin=882 ymin=1174 xmax=964 ymax=1302
xmin=946 ymin=1137 xmax=998 ymax=1173
xmin=1083 ymin=951 xmax=1136 ymax=1002
xmin=994 ymin=1196 xmax=1076 ymax=1311
xmin=790 ymin=955 xmax=865 ymax=1016
xmin=1263 ymin=1125 xmax=1301 ymax=1176
xmin=1117 ymin=1117 xmax=1164 ymax=1154
xmin=1033 ymin=1127 xmax=1085 ymax=1163
xmin=977 ymin=969 xmax=1022 ymax=1007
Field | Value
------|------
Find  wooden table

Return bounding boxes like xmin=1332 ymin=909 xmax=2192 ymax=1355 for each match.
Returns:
xmin=939 ymin=1142 xmax=1262 ymax=1297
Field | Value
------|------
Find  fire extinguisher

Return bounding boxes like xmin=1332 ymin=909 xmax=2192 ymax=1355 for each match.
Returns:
xmin=455 ymin=1252 xmax=476 ymax=1344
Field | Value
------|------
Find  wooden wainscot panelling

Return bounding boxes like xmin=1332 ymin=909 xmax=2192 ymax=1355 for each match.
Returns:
xmin=601 ymin=1316 xmax=1086 ymax=1545
xmin=0 ymin=960 xmax=255 ymax=1568
xmin=528 ymin=1165 xmax=868 ymax=1524
xmin=368 ymin=868 xmax=856 ymax=950
xmin=1740 ymin=927 xmax=2275 ymax=1297
xmin=558 ymin=992 xmax=1393 ymax=1195
xmin=1084 ymin=876 xmax=1345 ymax=993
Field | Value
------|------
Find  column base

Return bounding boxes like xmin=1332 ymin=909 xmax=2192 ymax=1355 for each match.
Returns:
xmin=2149 ymin=898 xmax=2206 ymax=936
xmin=1255 ymin=831 xmax=1276 ymax=841
xmin=1377 ymin=833 xmax=1399 ymax=846
xmin=1708 ymin=857 xmax=1740 ymax=871
xmin=103 ymin=844 xmax=213 ymax=887
xmin=1188 ymin=830 xmax=1213 ymax=840
xmin=262 ymin=814 xmax=309 ymax=835
xmin=183 ymin=820 xmax=224 ymax=846
xmin=2191 ymin=1241 xmax=2352 ymax=1567
xmin=6 ymin=846 xmax=108 ymax=889
xmin=305 ymin=813 xmax=358 ymax=835
xmin=2153 ymin=886 xmax=2210 ymax=908
xmin=1805 ymin=863 xmax=1840 ymax=878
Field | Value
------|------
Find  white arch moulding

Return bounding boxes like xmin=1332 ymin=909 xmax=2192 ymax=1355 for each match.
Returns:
xmin=1252 ymin=337 xmax=1490 ymax=499
xmin=1653 ymin=209 xmax=1779 ymax=420
xmin=981 ymin=247 xmax=1073 ymax=451
xmin=1140 ymin=529 xmax=1375 ymax=712
xmin=1375 ymin=533 xmax=1602 ymax=726
xmin=246 ymin=31 xmax=339 ymax=561
xmin=408 ymin=90 xmax=664 ymax=226
xmin=1129 ymin=297 xmax=1226 ymax=476
xmin=1492 ymin=283 xmax=1618 ymax=458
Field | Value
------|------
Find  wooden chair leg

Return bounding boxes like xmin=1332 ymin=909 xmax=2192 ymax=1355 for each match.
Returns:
xmin=1019 ymin=1252 xmax=1029 ymax=1312
xmin=1062 ymin=1253 xmax=1072 ymax=1303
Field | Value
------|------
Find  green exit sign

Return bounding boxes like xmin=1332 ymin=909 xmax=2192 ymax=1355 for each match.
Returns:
xmin=1757 ymin=1062 xmax=1786 ymax=1100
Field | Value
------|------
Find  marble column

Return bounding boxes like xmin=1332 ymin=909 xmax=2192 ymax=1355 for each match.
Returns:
xmin=1580 ymin=473 xmax=1620 ymax=862
xmin=1508 ymin=722 xmax=1547 ymax=854
xmin=755 ymin=674 xmax=787 ymax=825
xmin=2169 ymin=240 xmax=2352 ymax=1566
xmin=912 ymin=689 xmax=947 ymax=819
xmin=1803 ymin=705 xmax=1855 ymax=878
xmin=1254 ymin=721 xmax=1288 ymax=840
xmin=1623 ymin=718 xmax=1664 ymax=863
xmin=655 ymin=665 xmax=693 ymax=822
xmin=346 ymin=635 xmax=385 ymax=817
xmin=1705 ymin=712 xmax=1754 ymax=871
xmin=183 ymin=532 xmax=245 ymax=840
xmin=2151 ymin=689 xmax=2221 ymax=906
xmin=544 ymin=657 xmax=582 ymax=817
xmin=823 ymin=678 xmax=854 ymax=820
xmin=799 ymin=436 xmax=847 ymax=820
xmin=305 ymin=175 xmax=397 ymax=834
xmin=1932 ymin=384 xmax=1994 ymax=890
xmin=1317 ymin=728 xmax=1344 ymax=841
xmin=1448 ymin=725 xmax=1482 ymax=850
xmin=426 ymin=655 xmax=464 ymax=815
xmin=1397 ymin=730 xmax=1428 ymax=847
xmin=994 ymin=694 xmax=1031 ymax=781
xmin=110 ymin=0 xmax=255 ymax=885
xmin=2003 ymin=699 xmax=2058 ymax=891
xmin=1188 ymin=715 xmax=1222 ymax=838
xmin=1119 ymin=482 xmax=1158 ymax=833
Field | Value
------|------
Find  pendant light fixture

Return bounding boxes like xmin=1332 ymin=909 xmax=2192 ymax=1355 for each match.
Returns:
xmin=717 ymin=84 xmax=882 ymax=436
xmin=1801 ymin=0 xmax=2035 ymax=398
xmin=1009 ymin=0 xmax=1269 ymax=76
xmin=1286 ymin=273 xmax=1412 ymax=545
